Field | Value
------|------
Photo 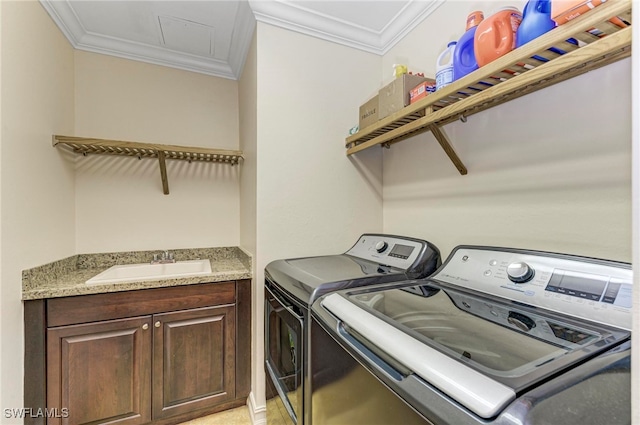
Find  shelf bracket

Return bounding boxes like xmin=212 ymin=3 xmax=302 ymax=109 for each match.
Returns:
xmin=427 ymin=124 xmax=468 ymax=175
xmin=158 ymin=151 xmax=170 ymax=195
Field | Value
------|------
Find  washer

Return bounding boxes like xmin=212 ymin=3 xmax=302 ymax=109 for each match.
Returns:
xmin=264 ymin=234 xmax=441 ymax=425
xmin=311 ymin=245 xmax=632 ymax=424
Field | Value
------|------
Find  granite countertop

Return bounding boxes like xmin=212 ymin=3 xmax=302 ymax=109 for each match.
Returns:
xmin=22 ymin=247 xmax=252 ymax=300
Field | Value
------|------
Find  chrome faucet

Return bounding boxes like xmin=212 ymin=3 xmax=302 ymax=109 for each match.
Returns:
xmin=152 ymin=250 xmax=175 ymax=264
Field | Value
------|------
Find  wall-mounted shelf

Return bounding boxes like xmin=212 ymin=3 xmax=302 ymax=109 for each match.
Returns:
xmin=53 ymin=135 xmax=243 ymax=195
xmin=345 ymin=0 xmax=632 ymax=175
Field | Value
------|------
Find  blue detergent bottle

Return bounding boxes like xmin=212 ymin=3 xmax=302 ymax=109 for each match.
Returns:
xmin=516 ymin=0 xmax=556 ymax=47
xmin=453 ymin=11 xmax=484 ymax=81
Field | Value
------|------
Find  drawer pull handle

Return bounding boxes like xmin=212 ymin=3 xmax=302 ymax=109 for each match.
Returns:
xmin=155 ymin=321 xmax=161 ymax=328
xmin=142 ymin=323 xmax=149 ymax=330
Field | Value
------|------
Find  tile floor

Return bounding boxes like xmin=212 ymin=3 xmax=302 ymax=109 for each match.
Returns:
xmin=178 ymin=406 xmax=252 ymax=425
xmin=177 ymin=399 xmax=292 ymax=425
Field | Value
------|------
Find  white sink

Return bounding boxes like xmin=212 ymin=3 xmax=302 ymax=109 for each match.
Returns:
xmin=86 ymin=259 xmax=212 ymax=285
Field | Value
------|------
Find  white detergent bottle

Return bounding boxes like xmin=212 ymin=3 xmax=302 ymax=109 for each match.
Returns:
xmin=436 ymin=41 xmax=457 ymax=90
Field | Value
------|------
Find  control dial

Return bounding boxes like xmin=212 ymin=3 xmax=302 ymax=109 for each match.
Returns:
xmin=375 ymin=241 xmax=388 ymax=253
xmin=507 ymin=311 xmax=536 ymax=332
xmin=507 ymin=262 xmax=535 ymax=283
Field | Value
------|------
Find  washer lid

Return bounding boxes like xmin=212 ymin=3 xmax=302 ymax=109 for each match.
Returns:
xmin=286 ymin=255 xmax=390 ymax=282
xmin=321 ymin=292 xmax=516 ymax=419
xmin=319 ymin=281 xmax=629 ymax=418
xmin=266 ymin=255 xmax=403 ymax=306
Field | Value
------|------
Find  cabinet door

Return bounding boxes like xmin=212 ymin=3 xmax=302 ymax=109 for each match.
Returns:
xmin=152 ymin=304 xmax=236 ymax=419
xmin=47 ymin=316 xmax=152 ymax=425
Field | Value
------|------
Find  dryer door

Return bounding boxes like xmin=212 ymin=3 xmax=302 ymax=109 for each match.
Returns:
xmin=265 ymin=285 xmax=304 ymax=424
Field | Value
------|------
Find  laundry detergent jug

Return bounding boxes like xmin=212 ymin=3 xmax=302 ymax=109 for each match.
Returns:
xmin=474 ymin=7 xmax=523 ymax=67
xmin=436 ymin=41 xmax=456 ymax=91
xmin=453 ymin=11 xmax=484 ymax=80
xmin=517 ymin=0 xmax=555 ymax=47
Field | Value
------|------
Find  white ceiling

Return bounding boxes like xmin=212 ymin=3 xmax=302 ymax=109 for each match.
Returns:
xmin=40 ymin=0 xmax=444 ymax=80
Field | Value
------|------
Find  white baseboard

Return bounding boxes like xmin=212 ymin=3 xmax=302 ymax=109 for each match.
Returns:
xmin=247 ymin=391 xmax=267 ymax=425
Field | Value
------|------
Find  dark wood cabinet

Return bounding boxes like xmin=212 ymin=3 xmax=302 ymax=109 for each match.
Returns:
xmin=25 ymin=280 xmax=251 ymax=425
xmin=46 ymin=316 xmax=152 ymax=425
xmin=152 ymin=305 xmax=235 ymax=419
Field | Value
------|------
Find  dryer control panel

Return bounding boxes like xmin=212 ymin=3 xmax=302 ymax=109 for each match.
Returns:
xmin=346 ymin=234 xmax=428 ymax=271
xmin=434 ymin=246 xmax=632 ymax=330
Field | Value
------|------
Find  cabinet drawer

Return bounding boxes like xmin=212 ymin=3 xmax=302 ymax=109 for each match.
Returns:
xmin=47 ymin=282 xmax=236 ymax=327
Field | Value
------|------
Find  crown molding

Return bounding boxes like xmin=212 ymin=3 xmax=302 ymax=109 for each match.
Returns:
xmin=249 ymin=0 xmax=383 ymax=54
xmin=39 ymin=0 xmax=442 ymax=79
xmin=39 ymin=0 xmax=254 ymax=80
xmin=228 ymin=0 xmax=258 ymax=79
xmin=249 ymin=0 xmax=444 ymax=55
xmin=378 ymin=0 xmax=446 ymax=52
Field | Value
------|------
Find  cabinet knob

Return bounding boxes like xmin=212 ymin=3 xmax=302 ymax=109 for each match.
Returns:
xmin=155 ymin=321 xmax=161 ymax=328
xmin=142 ymin=323 xmax=149 ymax=330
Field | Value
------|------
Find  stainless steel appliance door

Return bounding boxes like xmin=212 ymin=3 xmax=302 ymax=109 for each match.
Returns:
xmin=265 ymin=285 xmax=304 ymax=424
xmin=321 ymin=292 xmax=515 ymax=418
xmin=319 ymin=283 xmax=629 ymax=419
xmin=310 ymin=317 xmax=434 ymax=425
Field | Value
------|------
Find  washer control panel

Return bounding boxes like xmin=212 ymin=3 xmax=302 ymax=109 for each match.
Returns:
xmin=346 ymin=234 xmax=426 ymax=271
xmin=434 ymin=246 xmax=632 ymax=330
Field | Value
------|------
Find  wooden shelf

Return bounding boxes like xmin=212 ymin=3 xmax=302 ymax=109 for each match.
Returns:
xmin=345 ymin=0 xmax=632 ymax=174
xmin=53 ymin=135 xmax=243 ymax=195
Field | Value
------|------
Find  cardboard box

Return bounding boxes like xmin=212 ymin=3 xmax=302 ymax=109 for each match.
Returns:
xmin=378 ymin=74 xmax=427 ymax=119
xmin=358 ymin=95 xmax=379 ymax=129
xmin=409 ymin=79 xmax=437 ymax=105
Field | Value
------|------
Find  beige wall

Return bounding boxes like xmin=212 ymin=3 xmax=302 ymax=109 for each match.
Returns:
xmin=0 ymin=1 xmax=76 ymax=419
xmin=239 ymin=33 xmax=257 ymax=265
xmin=0 ymin=0 xmax=4 ymax=408
xmin=255 ymin=23 xmax=384 ymax=262
xmin=74 ymin=51 xmax=241 ymax=252
xmin=238 ymin=30 xmax=259 ymax=419
xmin=248 ymin=22 xmax=383 ymax=422
xmin=381 ymin=1 xmax=631 ymax=262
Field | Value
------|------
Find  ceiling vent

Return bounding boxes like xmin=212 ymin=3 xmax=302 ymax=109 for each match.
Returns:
xmin=158 ymin=15 xmax=215 ymax=57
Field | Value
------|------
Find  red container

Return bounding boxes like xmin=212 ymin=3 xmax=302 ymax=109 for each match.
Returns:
xmin=474 ymin=7 xmax=523 ymax=67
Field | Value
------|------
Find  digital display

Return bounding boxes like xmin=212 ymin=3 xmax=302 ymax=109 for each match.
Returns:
xmin=602 ymin=279 xmax=633 ymax=308
xmin=388 ymin=244 xmax=414 ymax=259
xmin=545 ymin=270 xmax=608 ymax=301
